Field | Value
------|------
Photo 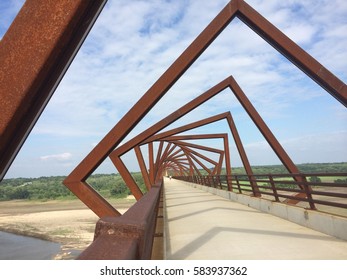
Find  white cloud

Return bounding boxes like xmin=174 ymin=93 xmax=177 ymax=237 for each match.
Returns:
xmin=40 ymin=153 xmax=72 ymax=162
xmin=242 ymin=131 xmax=347 ymax=166
xmin=3 ymin=0 xmax=346 ymax=178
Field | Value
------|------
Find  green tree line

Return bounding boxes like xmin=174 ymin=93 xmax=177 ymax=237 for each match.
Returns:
xmin=0 ymin=162 xmax=345 ymax=201
xmin=0 ymin=173 xmax=146 ymax=201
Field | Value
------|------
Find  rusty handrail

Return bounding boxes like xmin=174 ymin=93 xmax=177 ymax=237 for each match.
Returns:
xmin=175 ymin=173 xmax=347 ymax=214
xmin=77 ymin=180 xmax=163 ymax=260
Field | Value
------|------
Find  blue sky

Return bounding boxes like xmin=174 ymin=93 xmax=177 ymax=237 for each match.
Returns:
xmin=1 ymin=0 xmax=346 ymax=178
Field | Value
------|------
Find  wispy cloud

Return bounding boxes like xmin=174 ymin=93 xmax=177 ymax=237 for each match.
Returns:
xmin=40 ymin=153 xmax=72 ymax=162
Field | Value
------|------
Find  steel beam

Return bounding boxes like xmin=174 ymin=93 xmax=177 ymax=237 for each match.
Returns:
xmin=134 ymin=146 xmax=151 ymax=191
xmin=237 ymin=0 xmax=346 ymax=106
xmin=0 ymin=0 xmax=107 ymax=180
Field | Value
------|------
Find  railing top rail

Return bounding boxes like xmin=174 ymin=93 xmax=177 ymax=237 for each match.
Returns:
xmin=78 ymin=180 xmax=163 ymax=260
xmin=230 ymin=172 xmax=347 ymax=177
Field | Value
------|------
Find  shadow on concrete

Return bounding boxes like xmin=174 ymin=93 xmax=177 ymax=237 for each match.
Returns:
xmin=167 ymin=226 xmax=345 ymax=259
xmin=168 ymin=206 xmax=258 ymax=222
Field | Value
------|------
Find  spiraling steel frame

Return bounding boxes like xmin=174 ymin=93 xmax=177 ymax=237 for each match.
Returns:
xmin=1 ymin=0 xmax=346 ymax=260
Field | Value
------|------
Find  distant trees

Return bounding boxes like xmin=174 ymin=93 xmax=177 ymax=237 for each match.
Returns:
xmin=229 ymin=162 xmax=347 ymax=175
xmin=0 ymin=162 xmax=345 ymax=201
xmin=334 ymin=178 xmax=347 ymax=183
xmin=309 ymin=176 xmax=321 ymax=183
xmin=0 ymin=173 xmax=146 ymax=201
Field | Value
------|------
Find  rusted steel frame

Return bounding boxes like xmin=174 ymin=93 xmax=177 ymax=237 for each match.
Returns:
xmin=134 ymin=146 xmax=152 ymax=191
xmin=162 ymin=144 xmax=182 ymax=159
xmin=163 ymin=154 xmax=190 ymax=167
xmin=171 ymin=161 xmax=191 ymax=168
xmin=79 ymin=1 xmax=241 ymax=186
xmin=0 ymin=0 xmax=108 ymax=180
xmin=63 ymin=2 xmax=239 ymax=217
xmin=169 ymin=140 xmax=223 ymax=168
xmin=65 ymin=0 xmax=343 ymax=217
xmin=217 ymin=174 xmax=226 ymax=188
xmin=143 ymin=111 xmax=241 ymax=179
xmin=188 ymin=161 xmax=195 ymax=176
xmin=208 ymin=176 xmax=213 ymax=187
xmin=153 ymin=141 xmax=164 ymax=183
xmin=183 ymin=149 xmax=211 ymax=174
xmin=110 ymin=155 xmax=143 ymax=201
xmin=237 ymin=0 xmax=346 ymax=106
xmin=158 ymin=146 xmax=189 ymax=166
xmin=78 ymin=180 xmax=162 ymax=260
xmin=108 ymin=86 xmax=233 ymax=196
xmin=163 ymin=134 xmax=227 ymax=169
xmin=172 ymin=141 xmax=219 ymax=167
xmin=227 ymin=77 xmax=305 ymax=195
xmin=163 ymin=134 xmax=228 ymax=175
xmin=225 ymin=113 xmax=258 ymax=194
xmin=161 ymin=133 xmax=227 ymax=141
xmin=171 ymin=140 xmax=224 ymax=154
xmin=114 ymin=141 xmax=170 ymax=198
xmin=155 ymin=152 xmax=191 ymax=181
xmin=170 ymin=140 xmax=225 ymax=175
xmin=269 ymin=175 xmax=280 ymax=202
xmin=113 ymin=79 xmax=231 ymax=162
xmin=143 ymin=112 xmax=230 ymax=144
xmin=211 ymin=176 xmax=217 ymax=188
xmin=176 ymin=174 xmax=347 ymax=212
xmin=164 ymin=162 xmax=181 ymax=175
xmin=148 ymin=142 xmax=155 ymax=185
xmin=174 ymin=163 xmax=188 ymax=176
xmin=255 ymin=190 xmax=347 ymax=210
xmin=165 ymin=148 xmax=187 ymax=160
xmin=180 ymin=147 xmax=213 ymax=175
xmin=170 ymin=164 xmax=189 ymax=177
xmin=300 ymin=175 xmax=316 ymax=210
xmin=184 ymin=155 xmax=202 ymax=176
xmin=221 ymin=132 xmax=232 ymax=188
xmin=234 ymin=175 xmax=242 ymax=193
xmin=144 ymin=113 xmax=235 ymax=178
xmin=216 ymin=152 xmax=224 ymax=176
xmin=157 ymin=142 xmax=172 ymax=170
xmin=153 ymin=142 xmax=172 ymax=182
xmin=161 ymin=144 xmax=181 ymax=164
xmin=179 ymin=146 xmax=218 ymax=175
xmin=160 ymin=160 xmax=190 ymax=179
xmin=165 ymin=142 xmax=178 ymax=157
xmin=67 ymin=181 xmax=121 ymax=217
xmin=165 ymin=158 xmax=190 ymax=166
xmin=124 ymin=141 xmax=174 ymax=193
xmin=165 ymin=148 xmax=203 ymax=176
xmin=143 ymin=114 xmax=231 ymax=176
xmin=165 ymin=151 xmax=187 ymax=162
xmin=66 ymin=1 xmax=238 ymax=180
xmin=167 ymin=156 xmax=190 ymax=167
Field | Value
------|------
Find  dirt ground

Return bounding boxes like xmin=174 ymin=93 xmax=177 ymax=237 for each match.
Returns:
xmin=0 ymin=198 xmax=135 ymax=259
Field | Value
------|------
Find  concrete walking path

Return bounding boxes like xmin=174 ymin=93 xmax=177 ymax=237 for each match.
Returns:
xmin=164 ymin=178 xmax=347 ymax=260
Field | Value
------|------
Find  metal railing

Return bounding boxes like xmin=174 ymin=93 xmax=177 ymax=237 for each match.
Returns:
xmin=77 ymin=180 xmax=163 ymax=260
xmin=175 ymin=173 xmax=347 ymax=216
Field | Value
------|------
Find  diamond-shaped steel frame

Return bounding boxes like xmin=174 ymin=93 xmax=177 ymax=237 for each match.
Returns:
xmin=61 ymin=0 xmax=347 ymax=218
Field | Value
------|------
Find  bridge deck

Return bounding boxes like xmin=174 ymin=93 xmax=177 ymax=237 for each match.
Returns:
xmin=164 ymin=178 xmax=347 ymax=260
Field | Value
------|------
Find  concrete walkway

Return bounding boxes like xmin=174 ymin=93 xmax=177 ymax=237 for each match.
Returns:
xmin=164 ymin=178 xmax=347 ymax=260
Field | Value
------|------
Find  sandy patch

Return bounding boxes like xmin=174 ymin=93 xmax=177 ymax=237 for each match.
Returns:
xmin=0 ymin=199 xmax=134 ymax=259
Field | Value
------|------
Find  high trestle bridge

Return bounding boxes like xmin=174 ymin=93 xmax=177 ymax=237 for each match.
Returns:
xmin=0 ymin=0 xmax=346 ymax=259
